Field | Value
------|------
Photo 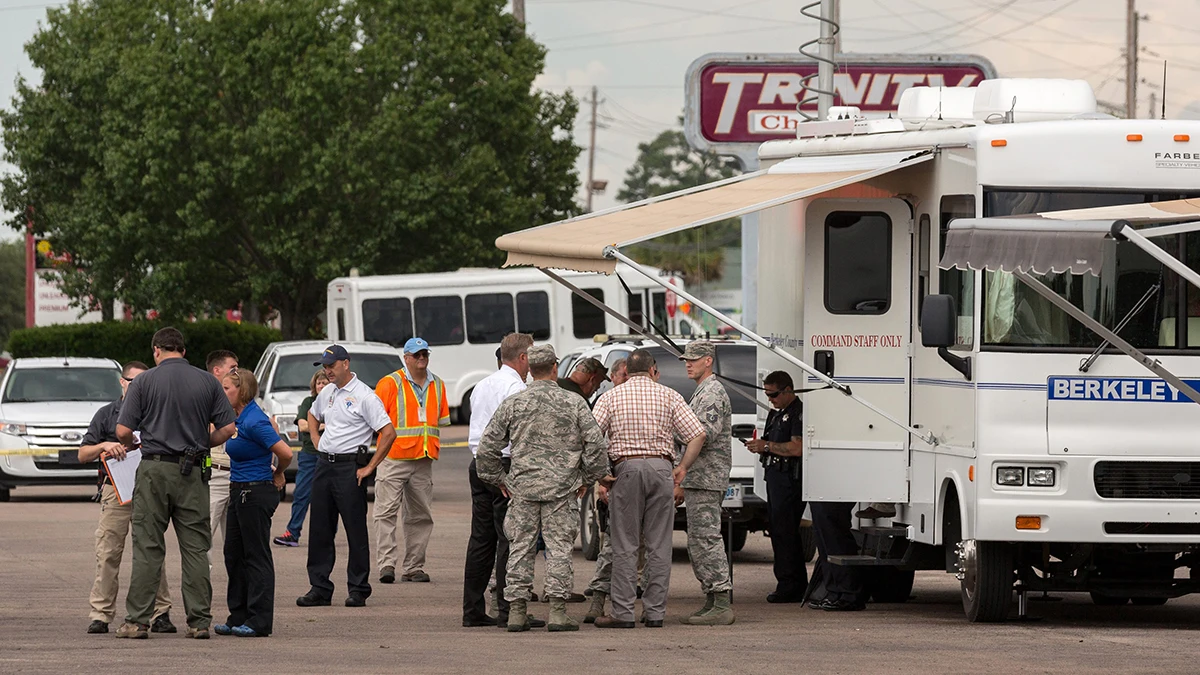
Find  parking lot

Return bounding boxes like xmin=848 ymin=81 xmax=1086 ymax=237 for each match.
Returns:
xmin=1 ymin=424 xmax=1197 ymax=674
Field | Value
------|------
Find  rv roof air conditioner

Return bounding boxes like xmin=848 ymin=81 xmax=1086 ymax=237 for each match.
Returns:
xmin=972 ymin=78 xmax=1096 ymax=123
xmin=897 ymin=86 xmax=978 ymax=130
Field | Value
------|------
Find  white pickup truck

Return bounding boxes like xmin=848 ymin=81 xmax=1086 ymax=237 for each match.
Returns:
xmin=0 ymin=357 xmax=123 ymax=501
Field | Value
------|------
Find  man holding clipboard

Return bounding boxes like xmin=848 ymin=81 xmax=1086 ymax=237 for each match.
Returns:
xmin=79 ymin=361 xmax=175 ymax=636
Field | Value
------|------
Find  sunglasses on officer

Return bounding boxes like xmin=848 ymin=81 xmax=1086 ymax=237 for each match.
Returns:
xmin=764 ymin=387 xmax=791 ymax=399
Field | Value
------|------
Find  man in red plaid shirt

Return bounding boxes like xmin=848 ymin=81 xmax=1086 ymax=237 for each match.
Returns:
xmin=591 ymin=349 xmax=706 ymax=629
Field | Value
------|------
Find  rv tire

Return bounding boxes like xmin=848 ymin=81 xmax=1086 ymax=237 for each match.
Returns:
xmin=958 ymin=539 xmax=1013 ymax=623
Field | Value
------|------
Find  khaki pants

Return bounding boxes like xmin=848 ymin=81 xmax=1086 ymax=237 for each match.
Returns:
xmin=208 ymin=469 xmax=231 ymax=562
xmin=610 ymin=457 xmax=675 ymax=622
xmin=89 ymin=484 xmax=171 ymax=623
xmin=126 ymin=458 xmax=212 ymax=629
xmin=373 ymin=457 xmax=434 ymax=575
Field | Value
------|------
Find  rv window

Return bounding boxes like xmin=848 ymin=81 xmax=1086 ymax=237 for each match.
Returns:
xmin=824 ymin=212 xmax=891 ymax=314
xmin=336 ymin=309 xmax=346 ymax=342
xmin=362 ymin=298 xmax=414 ymax=347
xmin=572 ymin=288 xmax=606 ymax=339
xmin=466 ymin=293 xmax=515 ymax=344
xmin=415 ymin=296 xmax=465 ymax=346
xmin=939 ymin=196 xmax=976 ymax=347
xmin=982 ymin=189 xmax=1200 ymax=351
xmin=516 ymin=291 xmax=551 ymax=340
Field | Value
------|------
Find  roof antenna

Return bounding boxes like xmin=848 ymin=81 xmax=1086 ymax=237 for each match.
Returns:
xmin=1004 ymin=96 xmax=1017 ymax=124
xmin=1161 ymin=60 xmax=1168 ymax=120
xmin=937 ymin=86 xmax=944 ymax=121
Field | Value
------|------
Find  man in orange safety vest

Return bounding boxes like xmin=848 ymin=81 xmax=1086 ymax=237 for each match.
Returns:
xmin=373 ymin=337 xmax=450 ymax=584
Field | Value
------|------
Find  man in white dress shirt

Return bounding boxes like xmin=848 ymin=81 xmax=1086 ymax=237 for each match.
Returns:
xmin=462 ymin=333 xmax=540 ymax=628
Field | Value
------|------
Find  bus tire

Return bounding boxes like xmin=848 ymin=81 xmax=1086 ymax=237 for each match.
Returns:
xmin=458 ymin=391 xmax=473 ymax=426
xmin=958 ymin=539 xmax=1013 ymax=623
xmin=579 ymin=485 xmax=600 ymax=561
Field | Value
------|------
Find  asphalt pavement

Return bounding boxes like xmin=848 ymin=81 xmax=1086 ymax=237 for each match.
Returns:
xmin=1 ymin=424 xmax=1197 ymax=674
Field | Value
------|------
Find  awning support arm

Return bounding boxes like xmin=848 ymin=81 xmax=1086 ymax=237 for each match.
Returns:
xmin=1112 ymin=221 xmax=1200 ymax=294
xmin=540 ymin=268 xmax=770 ymax=414
xmin=1012 ymin=271 xmax=1200 ymax=405
xmin=605 ymin=247 xmax=939 ymax=446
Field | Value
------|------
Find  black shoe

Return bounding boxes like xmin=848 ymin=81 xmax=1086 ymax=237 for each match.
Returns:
xmin=636 ymin=586 xmax=643 ymax=599
xmin=808 ymin=598 xmax=833 ymax=610
xmin=296 ymin=592 xmax=331 ymax=607
xmin=528 ymin=616 xmax=546 ymax=628
xmin=644 ymin=619 xmax=664 ymax=628
xmin=496 ymin=615 xmax=546 ymax=629
xmin=463 ymin=615 xmax=498 ymax=627
xmin=150 ymin=612 xmax=177 ymax=634
xmin=87 ymin=620 xmax=109 ymax=634
xmin=823 ymin=598 xmax=867 ymax=612
xmin=345 ymin=593 xmax=367 ymax=608
xmin=594 ymin=616 xmax=636 ymax=629
xmin=767 ymin=592 xmax=805 ymax=604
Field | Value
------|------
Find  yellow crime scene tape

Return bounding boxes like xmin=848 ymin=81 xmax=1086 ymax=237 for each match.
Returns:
xmin=2 ymin=443 xmax=471 ymax=456
xmin=0 ymin=447 xmax=78 ymax=456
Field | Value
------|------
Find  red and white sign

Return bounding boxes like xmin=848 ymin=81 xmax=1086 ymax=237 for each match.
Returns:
xmin=685 ymin=54 xmax=996 ymax=154
xmin=665 ymin=277 xmax=678 ymax=318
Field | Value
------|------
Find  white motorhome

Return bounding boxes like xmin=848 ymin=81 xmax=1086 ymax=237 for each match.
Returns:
xmin=494 ymin=78 xmax=1200 ymax=622
xmin=326 ymin=265 xmax=701 ymax=421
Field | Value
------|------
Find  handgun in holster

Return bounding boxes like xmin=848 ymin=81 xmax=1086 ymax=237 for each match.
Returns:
xmin=355 ymin=445 xmax=371 ymax=467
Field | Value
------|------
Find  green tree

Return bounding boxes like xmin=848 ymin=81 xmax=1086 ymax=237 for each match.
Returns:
xmin=618 ymin=128 xmax=741 ymax=283
xmin=0 ymin=241 xmax=25 ymax=350
xmin=2 ymin=0 xmax=580 ymax=338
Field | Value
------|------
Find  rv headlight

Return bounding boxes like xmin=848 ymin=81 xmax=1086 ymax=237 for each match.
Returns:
xmin=996 ymin=466 xmax=1024 ymax=486
xmin=1027 ymin=467 xmax=1056 ymax=487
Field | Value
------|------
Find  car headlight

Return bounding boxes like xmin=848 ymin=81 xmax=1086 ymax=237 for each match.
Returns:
xmin=996 ymin=466 xmax=1024 ymax=486
xmin=1027 ymin=467 xmax=1057 ymax=487
xmin=0 ymin=422 xmax=27 ymax=436
xmin=272 ymin=414 xmax=299 ymax=444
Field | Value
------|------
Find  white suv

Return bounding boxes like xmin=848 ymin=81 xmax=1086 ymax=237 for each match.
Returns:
xmin=253 ymin=341 xmax=403 ymax=461
xmin=0 ymin=357 xmax=123 ymax=501
xmin=567 ymin=336 xmax=769 ymax=558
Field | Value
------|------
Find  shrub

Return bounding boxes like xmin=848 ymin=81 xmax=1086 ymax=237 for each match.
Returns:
xmin=7 ymin=320 xmax=281 ymax=370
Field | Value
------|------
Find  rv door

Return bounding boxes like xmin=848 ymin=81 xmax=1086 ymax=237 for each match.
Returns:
xmin=803 ymin=198 xmax=912 ymax=503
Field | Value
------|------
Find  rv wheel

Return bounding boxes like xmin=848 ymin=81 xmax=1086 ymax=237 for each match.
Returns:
xmin=957 ymin=539 xmax=1014 ymax=622
xmin=579 ymin=484 xmax=600 ymax=561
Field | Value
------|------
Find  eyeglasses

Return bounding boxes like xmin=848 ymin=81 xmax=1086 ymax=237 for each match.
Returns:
xmin=410 ymin=351 xmax=430 ymax=359
xmin=765 ymin=389 xmax=787 ymax=399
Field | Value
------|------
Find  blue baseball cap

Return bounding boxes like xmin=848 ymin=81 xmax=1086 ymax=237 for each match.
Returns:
xmin=403 ymin=337 xmax=430 ymax=355
xmin=314 ymin=344 xmax=350 ymax=366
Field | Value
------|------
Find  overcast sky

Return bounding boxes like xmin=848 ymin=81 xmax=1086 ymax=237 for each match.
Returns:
xmin=3 ymin=0 xmax=1199 ymax=241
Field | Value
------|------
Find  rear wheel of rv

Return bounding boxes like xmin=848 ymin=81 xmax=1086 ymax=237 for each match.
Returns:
xmin=579 ymin=485 xmax=600 ymax=561
xmin=958 ymin=539 xmax=1014 ymax=623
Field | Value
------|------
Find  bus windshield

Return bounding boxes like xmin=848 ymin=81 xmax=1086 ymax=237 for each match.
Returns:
xmin=981 ymin=190 xmax=1200 ymax=350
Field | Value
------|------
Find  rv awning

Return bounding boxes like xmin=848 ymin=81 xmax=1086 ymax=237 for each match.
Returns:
xmin=940 ymin=198 xmax=1200 ymax=277
xmin=940 ymin=219 xmax=1116 ymax=276
xmin=496 ymin=149 xmax=934 ymax=273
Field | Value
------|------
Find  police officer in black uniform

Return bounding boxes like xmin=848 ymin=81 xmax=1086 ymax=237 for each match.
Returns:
xmin=745 ymin=370 xmax=808 ymax=603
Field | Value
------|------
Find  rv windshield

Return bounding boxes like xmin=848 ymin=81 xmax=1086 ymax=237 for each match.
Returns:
xmin=981 ymin=190 xmax=1200 ymax=350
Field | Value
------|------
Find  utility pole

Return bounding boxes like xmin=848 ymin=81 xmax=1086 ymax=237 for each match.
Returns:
xmin=513 ymin=0 xmax=525 ymax=29
xmin=1125 ymin=0 xmax=1138 ymax=119
xmin=586 ymin=85 xmax=599 ymax=212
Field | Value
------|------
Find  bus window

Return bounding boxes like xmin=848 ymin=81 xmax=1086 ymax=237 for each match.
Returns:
xmin=415 ymin=296 xmax=464 ymax=346
xmin=516 ymin=291 xmax=551 ymax=340
xmin=362 ymin=298 xmax=413 ymax=347
xmin=336 ymin=308 xmax=346 ymax=342
xmin=628 ymin=293 xmax=645 ymax=328
xmin=572 ymin=288 xmax=605 ymax=338
xmin=466 ymin=293 xmax=515 ymax=344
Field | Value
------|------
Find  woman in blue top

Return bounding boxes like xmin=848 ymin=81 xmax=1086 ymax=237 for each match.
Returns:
xmin=215 ymin=368 xmax=292 ymax=637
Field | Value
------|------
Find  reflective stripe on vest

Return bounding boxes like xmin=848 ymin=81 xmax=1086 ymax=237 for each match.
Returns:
xmin=387 ymin=371 xmax=443 ymax=460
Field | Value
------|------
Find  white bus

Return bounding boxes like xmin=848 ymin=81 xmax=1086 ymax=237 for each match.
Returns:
xmin=494 ymin=78 xmax=1200 ymax=622
xmin=326 ymin=264 xmax=701 ymax=421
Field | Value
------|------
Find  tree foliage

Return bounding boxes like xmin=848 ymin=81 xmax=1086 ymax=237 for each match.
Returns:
xmin=2 ymin=0 xmax=580 ymax=338
xmin=617 ymin=128 xmax=740 ymax=283
xmin=0 ymin=241 xmax=24 ymax=350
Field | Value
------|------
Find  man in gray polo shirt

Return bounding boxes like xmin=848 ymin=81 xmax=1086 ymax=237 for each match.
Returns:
xmin=114 ymin=327 xmax=237 ymax=640
xmin=298 ymin=344 xmax=397 ymax=608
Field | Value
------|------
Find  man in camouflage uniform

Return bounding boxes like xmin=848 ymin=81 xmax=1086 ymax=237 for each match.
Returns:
xmin=678 ymin=341 xmax=735 ymax=625
xmin=477 ymin=344 xmax=609 ymax=633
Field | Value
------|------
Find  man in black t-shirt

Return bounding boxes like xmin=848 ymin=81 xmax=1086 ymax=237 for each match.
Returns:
xmin=745 ymin=370 xmax=809 ymax=603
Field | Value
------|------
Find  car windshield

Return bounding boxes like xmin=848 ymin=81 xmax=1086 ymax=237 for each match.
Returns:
xmin=643 ymin=344 xmax=757 ymax=414
xmin=982 ymin=190 xmax=1200 ymax=350
xmin=271 ymin=353 xmax=403 ymax=391
xmin=2 ymin=367 xmax=122 ymax=403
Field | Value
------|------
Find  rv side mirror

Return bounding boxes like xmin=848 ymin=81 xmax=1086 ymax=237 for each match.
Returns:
xmin=920 ymin=295 xmax=957 ymax=348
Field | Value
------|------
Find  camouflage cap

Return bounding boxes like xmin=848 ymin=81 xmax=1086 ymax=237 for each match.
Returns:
xmin=527 ymin=344 xmax=557 ymax=367
xmin=576 ymin=357 xmax=610 ymax=381
xmin=680 ymin=340 xmax=715 ymax=361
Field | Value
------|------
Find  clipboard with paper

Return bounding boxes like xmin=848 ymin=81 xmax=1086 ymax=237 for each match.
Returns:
xmin=103 ymin=431 xmax=143 ymax=505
